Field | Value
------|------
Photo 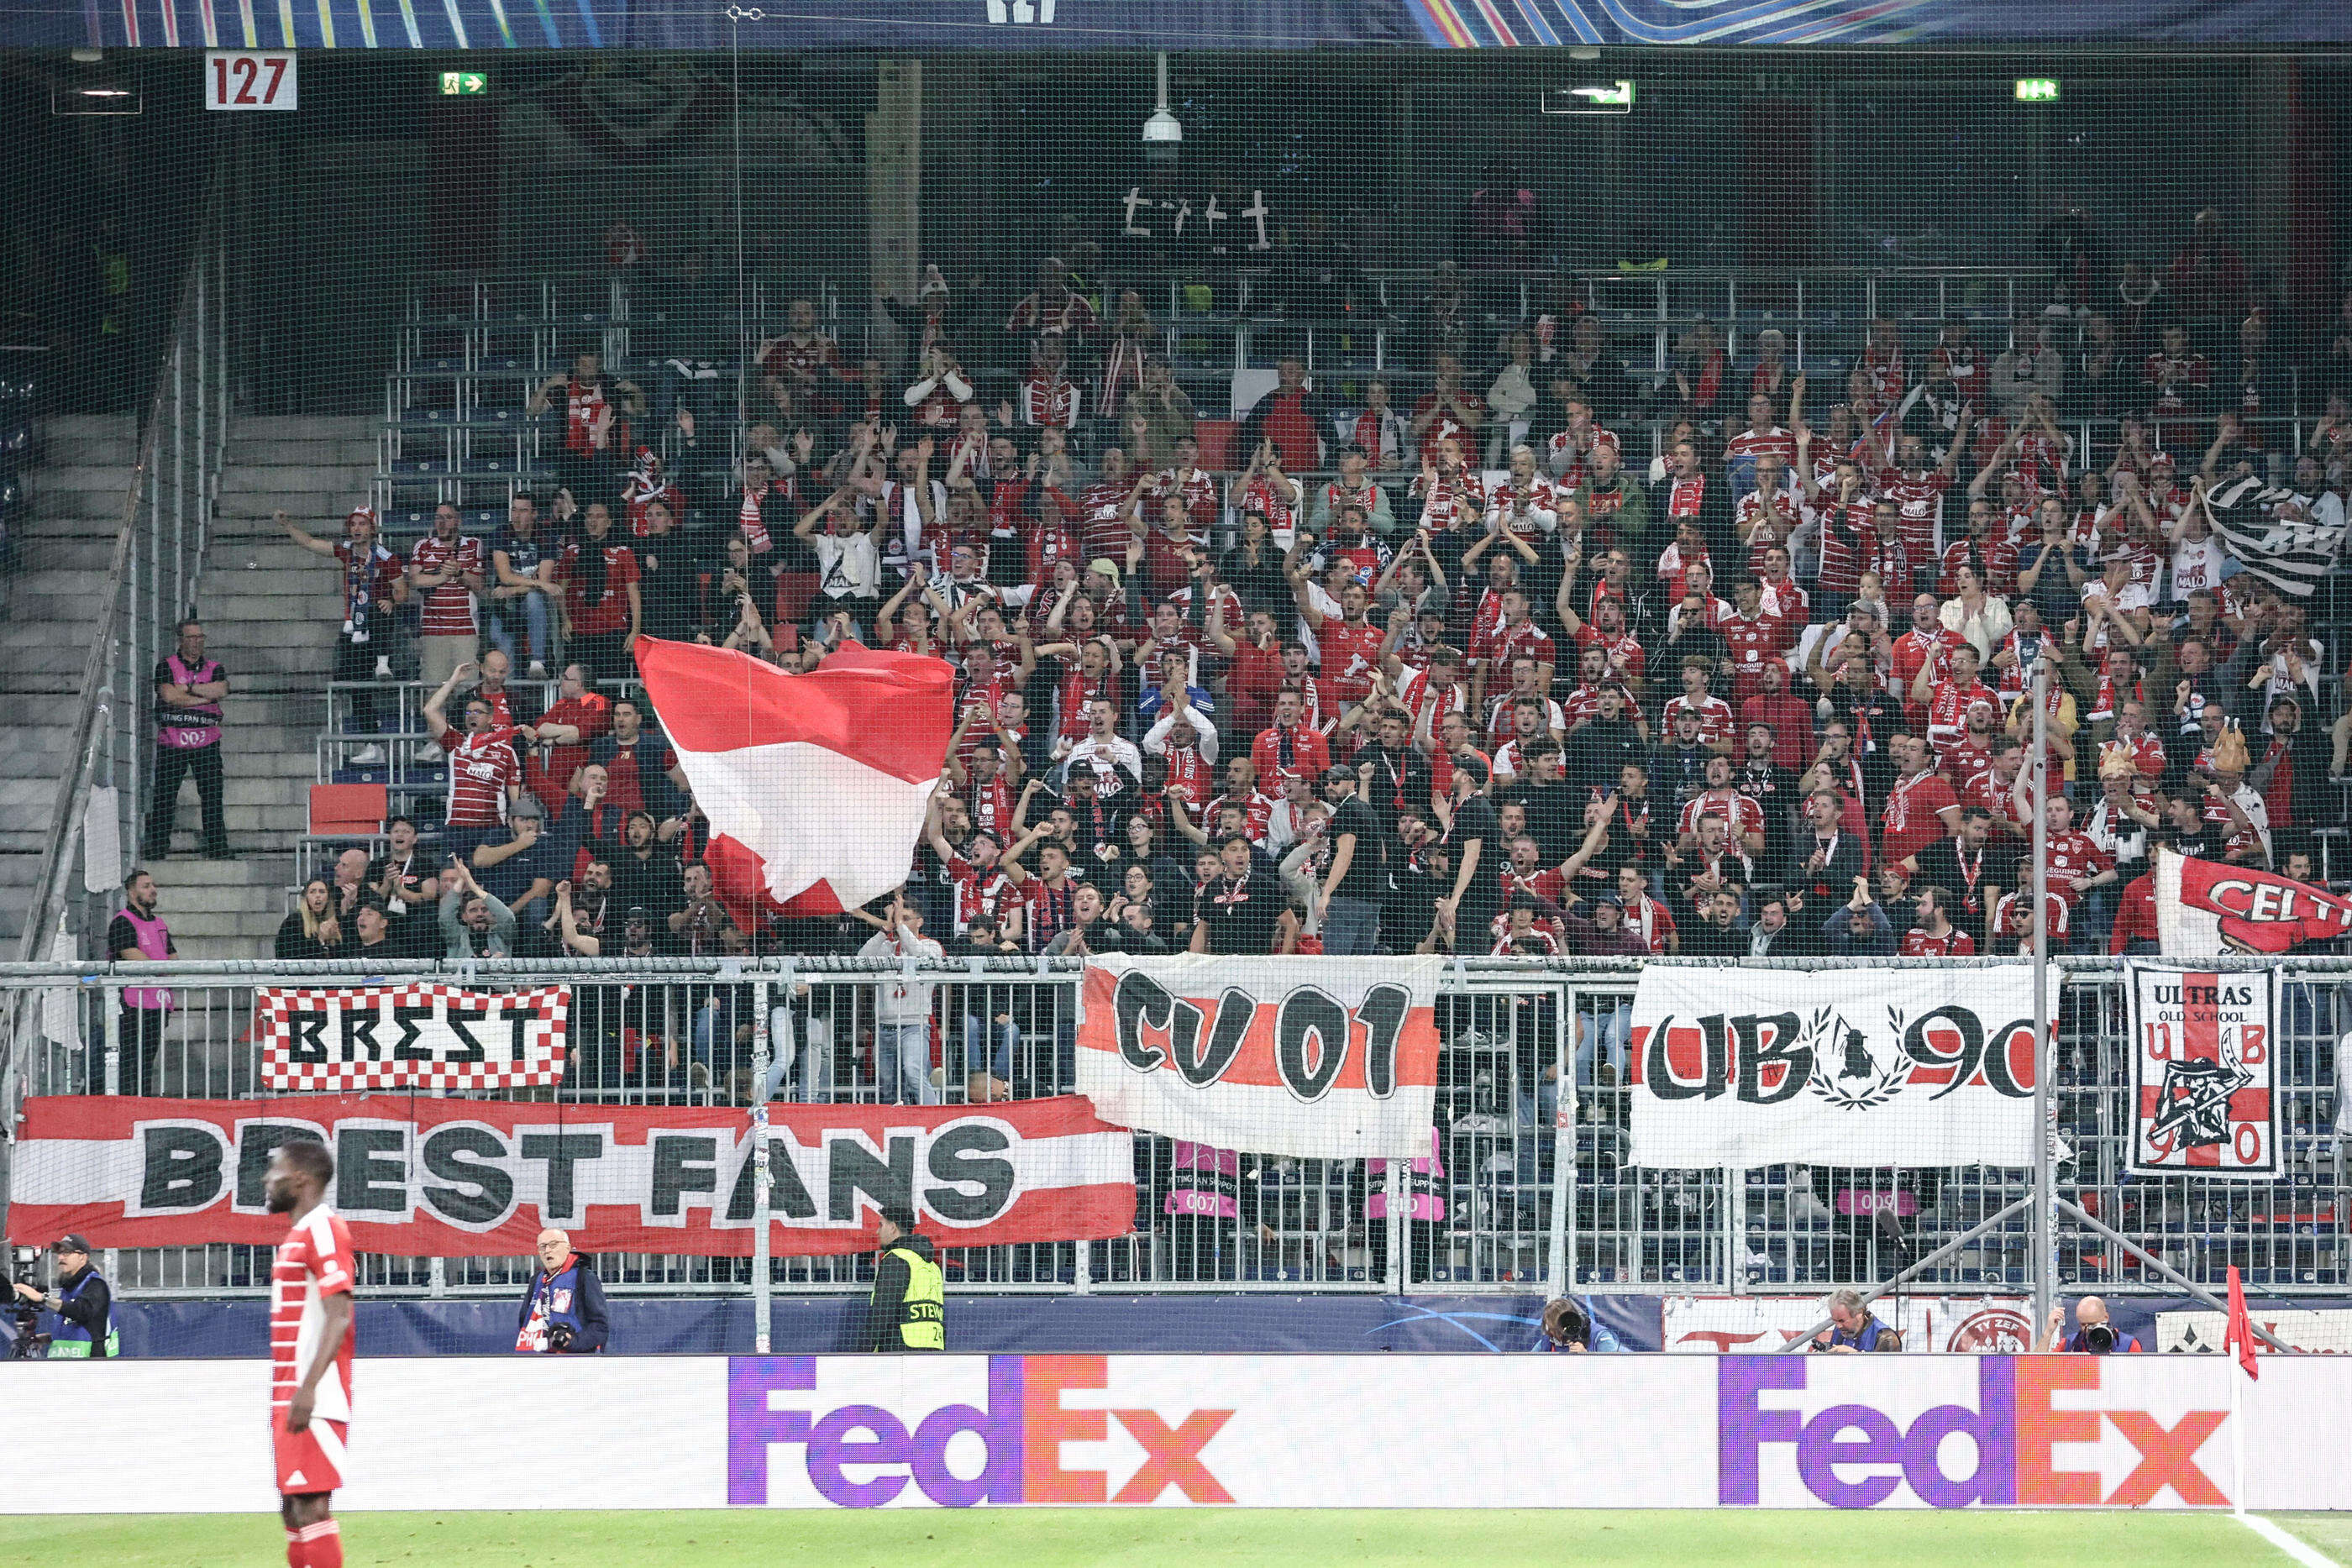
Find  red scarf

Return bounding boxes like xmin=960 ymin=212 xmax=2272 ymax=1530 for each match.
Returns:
xmin=738 ymin=483 xmax=775 ymax=554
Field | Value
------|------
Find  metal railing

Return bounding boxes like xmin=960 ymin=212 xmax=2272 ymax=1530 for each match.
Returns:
xmin=2 ymin=955 xmax=2342 ymax=1316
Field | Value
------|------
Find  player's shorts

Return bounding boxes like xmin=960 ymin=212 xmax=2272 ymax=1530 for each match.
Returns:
xmin=271 ymin=1412 xmax=349 ymax=1496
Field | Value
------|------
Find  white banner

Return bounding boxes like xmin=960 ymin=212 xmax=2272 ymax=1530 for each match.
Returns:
xmin=1628 ymin=966 xmax=2040 ymax=1169
xmin=1663 ymin=1295 xmax=2034 ymax=1354
xmin=2126 ymin=964 xmax=2281 ymax=1179
xmin=11 ymin=1353 xmax=2352 ymax=1513
xmin=256 ymin=984 xmax=570 ymax=1090
xmin=1074 ymin=956 xmax=1446 ymax=1159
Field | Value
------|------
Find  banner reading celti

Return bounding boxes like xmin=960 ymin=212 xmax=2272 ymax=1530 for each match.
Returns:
xmin=1073 ymin=956 xmax=1443 ymax=1159
xmin=1628 ymin=965 xmax=2040 ymax=1169
xmin=2155 ymin=847 xmax=2352 ymax=957
xmin=2126 ymin=963 xmax=2281 ymax=1179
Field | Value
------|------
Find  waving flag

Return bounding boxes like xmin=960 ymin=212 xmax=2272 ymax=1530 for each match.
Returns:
xmin=2224 ymin=1265 xmax=2261 ymax=1380
xmin=2156 ymin=847 xmax=2352 ymax=956
xmin=2200 ymin=472 xmax=2344 ymax=600
xmin=633 ymin=637 xmax=954 ymax=921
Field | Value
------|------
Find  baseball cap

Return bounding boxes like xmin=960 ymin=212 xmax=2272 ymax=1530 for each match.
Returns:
xmin=52 ymin=1234 xmax=92 ymax=1256
xmin=1087 ymin=557 xmax=1122 ymax=589
xmin=625 ymin=905 xmax=652 ymax=925
xmin=1321 ymin=764 xmax=1357 ymax=787
xmin=1586 ymin=893 xmax=1620 ymax=910
xmin=507 ymin=795 xmax=543 ymax=821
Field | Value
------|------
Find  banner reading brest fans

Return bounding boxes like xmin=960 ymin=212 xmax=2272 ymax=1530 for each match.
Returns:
xmin=257 ymin=983 xmax=570 ymax=1090
xmin=1628 ymin=966 xmax=2040 ymax=1169
xmin=8 ymin=1095 xmax=1133 ymax=1258
xmin=1074 ymin=956 xmax=1443 ymax=1159
xmin=2126 ymin=963 xmax=2281 ymax=1179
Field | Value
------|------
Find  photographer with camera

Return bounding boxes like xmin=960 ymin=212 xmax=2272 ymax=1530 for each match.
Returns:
xmin=11 ymin=1235 xmax=118 ymax=1358
xmin=2040 ymin=1294 xmax=2142 ymax=1353
xmin=512 ymin=1228 xmax=609 ymax=1355
xmin=1811 ymin=1286 xmax=1903 ymax=1353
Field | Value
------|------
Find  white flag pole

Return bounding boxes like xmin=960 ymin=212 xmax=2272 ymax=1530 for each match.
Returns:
xmin=2230 ymin=1352 xmax=2246 ymax=1517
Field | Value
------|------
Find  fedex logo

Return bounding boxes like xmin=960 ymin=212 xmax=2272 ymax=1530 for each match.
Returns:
xmin=1719 ymin=1359 xmax=2229 ymax=1508
xmin=727 ymin=1356 xmax=1231 ymax=1508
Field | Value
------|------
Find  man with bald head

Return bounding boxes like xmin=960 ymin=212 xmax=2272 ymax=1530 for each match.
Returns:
xmin=514 ymin=1227 xmax=610 ymax=1353
xmin=2040 ymin=1294 xmax=2142 ymax=1353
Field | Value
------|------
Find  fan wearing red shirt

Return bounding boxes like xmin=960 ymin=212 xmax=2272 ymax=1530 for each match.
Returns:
xmin=423 ymin=662 xmax=533 ymax=839
xmin=1994 ymin=887 xmax=2071 ymax=953
xmin=1410 ymin=438 xmax=1487 ymax=534
xmin=1754 ymin=544 xmax=1811 ymax=632
xmin=1719 ymin=583 xmax=1788 ymax=705
xmin=1661 ymin=656 xmax=1736 ymax=755
xmin=1879 ymin=733 xmax=1962 ymax=870
xmin=1738 ymin=659 xmax=1814 ymax=771
xmin=1798 ymin=448 xmax=1876 ymax=612
xmin=1654 ymin=519 xmax=1714 ymax=603
xmin=522 ymin=663 xmax=612 ymax=813
xmin=1294 ymin=574 xmax=1387 ymax=706
xmin=1888 ymin=593 xmax=1957 ymax=721
xmin=756 ymin=299 xmax=858 ymax=421
xmin=1410 ymin=352 xmax=1487 ymax=464
xmin=1614 ymin=863 xmax=1679 ymax=956
xmin=2040 ymin=794 xmax=2117 ymax=911
xmin=1929 ymin=322 xmax=1989 ymax=406
xmin=1076 ymin=448 xmax=1147 ymax=566
xmin=1910 ymin=642 xmax=1998 ymax=758
xmin=407 ymin=504 xmax=486 ymax=686
xmin=1899 ymin=884 xmax=1977 ymax=956
xmin=1874 ymin=425 xmax=1963 ymax=593
xmin=264 ymin=1140 xmax=355 ymax=1568
xmin=1252 ymin=690 xmax=1332 ymax=789
xmin=1677 ymin=755 xmax=1767 ymax=859
xmin=557 ymin=504 xmax=643 ymax=683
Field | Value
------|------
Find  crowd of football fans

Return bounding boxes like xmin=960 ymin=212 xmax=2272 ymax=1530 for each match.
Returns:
xmin=273 ymin=243 xmax=2352 ymax=1015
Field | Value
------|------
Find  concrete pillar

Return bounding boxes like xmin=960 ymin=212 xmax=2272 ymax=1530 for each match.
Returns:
xmin=867 ymin=59 xmax=922 ymax=366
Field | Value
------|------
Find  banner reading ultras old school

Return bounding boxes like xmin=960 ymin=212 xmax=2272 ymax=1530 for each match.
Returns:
xmin=1629 ymin=966 xmax=2040 ymax=1169
xmin=8 ymin=1095 xmax=1133 ymax=1257
xmin=1074 ymin=956 xmax=1444 ymax=1159
xmin=2127 ymin=963 xmax=2280 ymax=1178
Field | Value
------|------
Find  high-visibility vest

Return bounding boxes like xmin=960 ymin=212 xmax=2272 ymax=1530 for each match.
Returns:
xmin=885 ymin=1244 xmax=945 ymax=1351
xmin=48 ymin=1272 xmax=119 ymax=1359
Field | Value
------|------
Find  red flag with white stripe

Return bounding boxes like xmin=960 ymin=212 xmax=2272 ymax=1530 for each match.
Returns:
xmin=633 ymin=637 xmax=953 ymax=925
xmin=2224 ymin=1265 xmax=2260 ymax=1380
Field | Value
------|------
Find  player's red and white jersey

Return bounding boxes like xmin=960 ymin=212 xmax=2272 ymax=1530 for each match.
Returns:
xmin=1725 ymin=425 xmax=1798 ymax=469
xmin=1961 ymin=767 xmax=2031 ymax=834
xmin=1486 ymin=472 xmax=1559 ymax=526
xmin=1318 ymin=621 xmax=1386 ymax=700
xmin=1901 ymin=928 xmax=1977 ymax=957
xmin=272 ymin=1205 xmax=356 ymax=1425
xmin=1150 ymin=466 xmax=1221 ymax=531
xmin=1679 ymin=789 xmax=1766 ymax=845
xmin=1756 ymin=576 xmax=1810 ymax=631
xmin=408 ymin=533 xmax=483 ymax=638
xmin=1019 ymin=375 xmax=1083 ymax=430
xmin=1993 ymin=888 xmax=2071 ymax=945
xmin=1624 ymin=894 xmax=1677 ymax=955
xmin=1734 ymin=485 xmax=1807 ymax=554
xmin=1718 ymin=613 xmax=1784 ymax=684
xmin=2043 ymin=828 xmax=2113 ymax=906
xmin=1661 ymin=693 xmax=1735 ymax=750
xmin=1502 ymin=864 xmax=1568 ymax=910
xmin=1076 ymin=480 xmax=1136 ymax=564
xmin=1411 ymin=469 xmax=1485 ymax=532
xmin=440 ymin=726 xmax=521 ymax=827
xmin=1654 ymin=541 xmax=1713 ymax=602
xmin=2012 ymin=429 xmax=2068 ymax=495
xmin=1876 ymin=467 xmax=1949 ymax=569
xmin=1924 ymin=679 xmax=1999 ymax=756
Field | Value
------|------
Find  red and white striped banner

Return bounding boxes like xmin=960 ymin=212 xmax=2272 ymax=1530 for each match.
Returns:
xmin=7 ymin=1095 xmax=1134 ymax=1258
xmin=257 ymin=983 xmax=570 ymax=1090
xmin=2127 ymin=963 xmax=2280 ymax=1178
xmin=1073 ymin=957 xmax=1444 ymax=1159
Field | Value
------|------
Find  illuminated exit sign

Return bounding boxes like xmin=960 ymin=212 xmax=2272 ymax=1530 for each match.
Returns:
xmin=438 ymin=71 xmax=489 ymax=96
xmin=2013 ymin=78 xmax=2060 ymax=102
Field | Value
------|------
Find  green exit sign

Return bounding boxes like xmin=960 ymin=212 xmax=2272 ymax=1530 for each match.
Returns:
xmin=438 ymin=71 xmax=488 ymax=96
xmin=2013 ymin=78 xmax=2060 ymax=102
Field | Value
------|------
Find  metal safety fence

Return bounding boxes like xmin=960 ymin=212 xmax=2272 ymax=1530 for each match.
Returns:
xmin=0 ymin=957 xmax=2343 ymax=1308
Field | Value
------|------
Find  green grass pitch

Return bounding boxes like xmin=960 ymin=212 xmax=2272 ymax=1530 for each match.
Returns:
xmin=0 ymin=1509 xmax=2342 ymax=1566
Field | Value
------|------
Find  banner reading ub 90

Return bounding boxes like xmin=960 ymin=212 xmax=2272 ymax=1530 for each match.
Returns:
xmin=2127 ymin=964 xmax=2279 ymax=1178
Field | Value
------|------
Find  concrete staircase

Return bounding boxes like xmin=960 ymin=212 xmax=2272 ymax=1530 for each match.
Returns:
xmin=0 ymin=415 xmax=137 ymax=953
xmin=157 ymin=415 xmax=378 ymax=960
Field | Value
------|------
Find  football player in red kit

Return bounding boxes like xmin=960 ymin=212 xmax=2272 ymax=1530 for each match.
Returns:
xmin=265 ymin=1141 xmax=356 ymax=1568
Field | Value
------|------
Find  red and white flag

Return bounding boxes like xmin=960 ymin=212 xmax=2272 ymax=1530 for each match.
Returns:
xmin=2156 ymin=847 xmax=2352 ymax=957
xmin=634 ymin=637 xmax=953 ymax=922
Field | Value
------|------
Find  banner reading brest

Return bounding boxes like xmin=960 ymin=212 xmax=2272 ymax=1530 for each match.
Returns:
xmin=1074 ymin=955 xmax=1444 ymax=1160
xmin=1629 ymin=965 xmax=2040 ymax=1169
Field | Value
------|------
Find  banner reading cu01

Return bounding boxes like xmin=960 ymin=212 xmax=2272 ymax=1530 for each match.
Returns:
xmin=1629 ymin=964 xmax=2040 ymax=1169
xmin=7 ymin=1095 xmax=1133 ymax=1257
xmin=1073 ymin=955 xmax=1443 ymax=1159
xmin=256 ymin=983 xmax=570 ymax=1090
xmin=2126 ymin=962 xmax=2280 ymax=1178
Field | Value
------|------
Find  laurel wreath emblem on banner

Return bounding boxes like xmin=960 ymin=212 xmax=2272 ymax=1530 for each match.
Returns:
xmin=1804 ymin=1003 xmax=1912 ymax=1110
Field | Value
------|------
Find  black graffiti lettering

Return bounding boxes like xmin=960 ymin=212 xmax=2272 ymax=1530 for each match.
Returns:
xmin=1644 ymin=1014 xmax=1729 ymax=1100
xmin=1174 ymin=988 xmax=1256 ymax=1087
xmin=1357 ymin=983 xmax=1410 ymax=1099
xmin=235 ymin=1124 xmax=327 ymax=1209
xmin=339 ymin=1004 xmax=382 ymax=1062
xmin=1275 ymin=987 xmax=1351 ymax=1101
xmin=336 ymin=1125 xmax=409 ymax=1214
xmin=1732 ymin=1011 xmax=1809 ymax=1104
xmin=139 ymin=1125 xmax=224 ymax=1210
xmin=1979 ymin=1018 xmax=2038 ymax=1099
xmin=1113 ymin=969 xmax=1206 ymax=1074
xmin=444 ymin=1006 xmax=488 ymax=1063
xmin=420 ymin=1125 xmax=514 ymax=1225
xmin=285 ymin=1011 xmax=329 ymax=1064
xmin=391 ymin=1005 xmax=435 ymax=1060
xmin=828 ymin=1134 xmax=916 ymax=1224
xmin=650 ymin=1134 xmax=721 ymax=1218
xmin=723 ymin=1135 xmax=820 ymax=1222
xmin=1901 ymin=1004 xmax=1986 ymax=1100
xmin=519 ymin=1131 xmax=604 ymax=1220
xmin=924 ymin=1124 xmax=1016 ymax=1222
